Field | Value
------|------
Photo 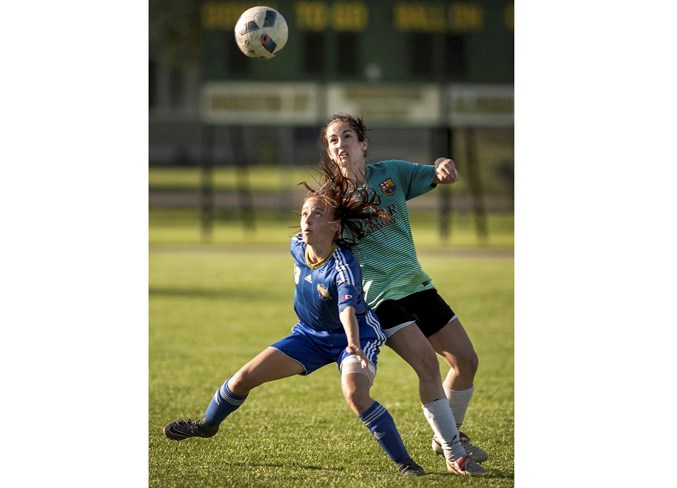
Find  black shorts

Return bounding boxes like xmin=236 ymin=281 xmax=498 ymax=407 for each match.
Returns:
xmin=374 ymin=289 xmax=456 ymax=338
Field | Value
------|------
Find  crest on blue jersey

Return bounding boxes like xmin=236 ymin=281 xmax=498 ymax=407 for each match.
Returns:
xmin=316 ymin=284 xmax=331 ymax=300
xmin=379 ymin=178 xmax=396 ymax=195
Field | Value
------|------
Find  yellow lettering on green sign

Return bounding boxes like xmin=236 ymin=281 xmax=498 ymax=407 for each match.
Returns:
xmin=394 ymin=2 xmax=446 ymax=32
xmin=332 ymin=2 xmax=368 ymax=31
xmin=295 ymin=1 xmax=328 ymax=31
xmin=448 ymin=2 xmax=483 ymax=32
xmin=201 ymin=2 xmax=281 ymax=30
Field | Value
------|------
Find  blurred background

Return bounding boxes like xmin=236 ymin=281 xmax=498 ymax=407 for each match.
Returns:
xmin=149 ymin=0 xmax=514 ymax=244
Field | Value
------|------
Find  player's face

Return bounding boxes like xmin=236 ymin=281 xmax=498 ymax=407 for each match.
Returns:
xmin=300 ymin=198 xmax=338 ymax=246
xmin=325 ymin=120 xmax=368 ymax=171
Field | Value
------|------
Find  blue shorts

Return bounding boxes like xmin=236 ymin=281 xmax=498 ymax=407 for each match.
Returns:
xmin=270 ymin=320 xmax=385 ymax=375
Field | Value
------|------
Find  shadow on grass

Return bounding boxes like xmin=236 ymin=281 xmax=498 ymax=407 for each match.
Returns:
xmin=424 ymin=466 xmax=514 ymax=480
xmin=220 ymin=461 xmax=346 ymax=472
xmin=221 ymin=458 xmax=513 ymax=479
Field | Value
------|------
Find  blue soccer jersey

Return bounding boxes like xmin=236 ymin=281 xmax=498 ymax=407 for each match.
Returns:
xmin=271 ymin=234 xmax=385 ymax=375
xmin=291 ymin=233 xmax=375 ymax=332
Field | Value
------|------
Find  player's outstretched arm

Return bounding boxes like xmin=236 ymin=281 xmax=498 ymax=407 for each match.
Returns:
xmin=339 ymin=306 xmax=368 ymax=369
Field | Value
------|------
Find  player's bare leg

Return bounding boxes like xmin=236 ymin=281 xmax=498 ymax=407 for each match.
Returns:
xmin=427 ymin=318 xmax=487 ymax=463
xmin=340 ymin=363 xmax=375 ymax=416
xmin=385 ymin=324 xmax=446 ymax=404
xmin=163 ymin=348 xmax=303 ymax=441
xmin=341 ymin=362 xmax=425 ymax=476
xmin=427 ymin=318 xmax=478 ymax=392
xmin=228 ymin=347 xmax=305 ymax=395
xmin=386 ymin=325 xmax=482 ymax=472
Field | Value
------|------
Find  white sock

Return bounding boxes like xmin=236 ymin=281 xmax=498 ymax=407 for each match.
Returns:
xmin=422 ymin=398 xmax=465 ymax=460
xmin=445 ymin=385 xmax=474 ymax=429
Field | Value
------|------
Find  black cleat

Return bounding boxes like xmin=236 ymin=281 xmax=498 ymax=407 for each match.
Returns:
xmin=163 ymin=419 xmax=219 ymax=441
xmin=396 ymin=459 xmax=426 ymax=476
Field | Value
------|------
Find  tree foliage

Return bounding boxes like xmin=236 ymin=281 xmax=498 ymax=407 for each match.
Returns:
xmin=149 ymin=0 xmax=202 ymax=65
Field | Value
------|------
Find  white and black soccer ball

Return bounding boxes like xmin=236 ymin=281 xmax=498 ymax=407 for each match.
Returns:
xmin=234 ymin=6 xmax=288 ymax=60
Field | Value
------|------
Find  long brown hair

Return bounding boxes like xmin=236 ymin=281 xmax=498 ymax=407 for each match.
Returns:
xmin=299 ymin=159 xmax=389 ymax=249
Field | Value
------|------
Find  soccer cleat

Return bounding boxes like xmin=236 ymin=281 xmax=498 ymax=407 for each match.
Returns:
xmin=432 ymin=432 xmax=488 ymax=463
xmin=459 ymin=432 xmax=488 ymax=463
xmin=446 ymin=455 xmax=486 ymax=475
xmin=396 ymin=459 xmax=426 ymax=476
xmin=163 ymin=419 xmax=219 ymax=441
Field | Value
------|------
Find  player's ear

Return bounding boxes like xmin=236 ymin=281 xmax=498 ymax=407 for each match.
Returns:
xmin=361 ymin=138 xmax=368 ymax=153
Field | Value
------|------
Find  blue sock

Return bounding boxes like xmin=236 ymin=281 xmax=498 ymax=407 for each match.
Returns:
xmin=204 ymin=378 xmax=248 ymax=425
xmin=358 ymin=401 xmax=411 ymax=464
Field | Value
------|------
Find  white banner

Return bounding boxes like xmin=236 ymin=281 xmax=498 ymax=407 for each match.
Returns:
xmin=199 ymin=82 xmax=514 ymax=127
xmin=326 ymin=83 xmax=442 ymax=125
xmin=201 ymin=82 xmax=320 ymax=124
xmin=446 ymin=84 xmax=514 ymax=127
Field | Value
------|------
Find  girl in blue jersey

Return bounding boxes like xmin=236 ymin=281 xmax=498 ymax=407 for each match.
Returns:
xmin=318 ymin=114 xmax=487 ymax=476
xmin=163 ymin=172 xmax=425 ymax=477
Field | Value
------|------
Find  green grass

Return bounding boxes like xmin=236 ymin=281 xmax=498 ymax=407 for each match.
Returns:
xmin=149 ymin=221 xmax=514 ymax=486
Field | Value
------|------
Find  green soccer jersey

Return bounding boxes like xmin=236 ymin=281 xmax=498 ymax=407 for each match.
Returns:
xmin=352 ymin=159 xmax=438 ymax=309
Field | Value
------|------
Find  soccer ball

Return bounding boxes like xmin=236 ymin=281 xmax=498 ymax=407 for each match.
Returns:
xmin=234 ymin=6 xmax=288 ymax=60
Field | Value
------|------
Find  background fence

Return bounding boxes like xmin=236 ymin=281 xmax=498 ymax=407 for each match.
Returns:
xmin=150 ymin=0 xmax=514 ymax=244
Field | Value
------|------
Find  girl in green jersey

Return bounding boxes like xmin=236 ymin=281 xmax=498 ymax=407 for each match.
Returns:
xmin=318 ymin=114 xmax=488 ymax=475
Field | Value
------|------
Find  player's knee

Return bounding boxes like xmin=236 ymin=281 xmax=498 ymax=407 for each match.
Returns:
xmin=459 ymin=350 xmax=479 ymax=376
xmin=340 ymin=357 xmax=375 ymax=414
xmin=342 ymin=383 xmax=372 ymax=414
xmin=470 ymin=351 xmax=479 ymax=374
xmin=229 ymin=369 xmax=256 ymax=393
xmin=341 ymin=385 xmax=358 ymax=410
xmin=414 ymin=354 xmax=444 ymax=384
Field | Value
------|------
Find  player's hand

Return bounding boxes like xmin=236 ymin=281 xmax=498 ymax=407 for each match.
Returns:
xmin=346 ymin=344 xmax=368 ymax=369
xmin=434 ymin=157 xmax=459 ymax=184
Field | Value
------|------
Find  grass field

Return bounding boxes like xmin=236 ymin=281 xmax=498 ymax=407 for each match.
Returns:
xmin=149 ymin=208 xmax=514 ymax=486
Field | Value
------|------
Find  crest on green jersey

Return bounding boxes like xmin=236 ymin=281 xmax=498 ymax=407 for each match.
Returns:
xmin=379 ymin=178 xmax=396 ymax=195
